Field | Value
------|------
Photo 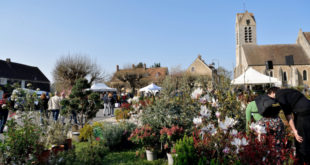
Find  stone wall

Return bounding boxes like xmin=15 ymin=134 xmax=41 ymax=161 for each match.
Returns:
xmin=251 ymin=65 xmax=310 ymax=87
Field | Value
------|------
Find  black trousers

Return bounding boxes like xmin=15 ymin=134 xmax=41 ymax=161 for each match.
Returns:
xmin=0 ymin=110 xmax=9 ymax=133
xmin=295 ymin=114 xmax=310 ymax=164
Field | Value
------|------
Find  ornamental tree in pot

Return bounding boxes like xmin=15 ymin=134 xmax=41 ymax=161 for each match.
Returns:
xmin=60 ymin=78 xmax=101 ymax=127
xmin=128 ymin=124 xmax=160 ymax=161
xmin=160 ymin=125 xmax=184 ymax=165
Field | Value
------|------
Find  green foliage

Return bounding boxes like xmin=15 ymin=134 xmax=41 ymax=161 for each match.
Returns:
xmin=173 ymin=136 xmax=197 ymax=165
xmin=115 ymin=108 xmax=131 ymax=121
xmin=10 ymin=88 xmax=38 ymax=111
xmin=215 ymin=90 xmax=244 ymax=132
xmin=0 ymin=115 xmax=43 ymax=164
xmin=136 ymin=62 xmax=144 ymax=68
xmin=51 ymin=141 xmax=109 ymax=165
xmin=151 ymin=63 xmax=161 ymax=68
xmin=101 ymin=148 xmax=167 ymax=165
xmin=61 ymin=78 xmax=101 ymax=125
xmin=141 ymin=76 xmax=200 ymax=131
xmin=102 ymin=122 xmax=137 ymax=149
xmin=45 ymin=122 xmax=70 ymax=146
xmin=79 ymin=124 xmax=93 ymax=141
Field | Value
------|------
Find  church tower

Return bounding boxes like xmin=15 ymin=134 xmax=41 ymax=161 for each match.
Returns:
xmin=235 ymin=11 xmax=257 ymax=77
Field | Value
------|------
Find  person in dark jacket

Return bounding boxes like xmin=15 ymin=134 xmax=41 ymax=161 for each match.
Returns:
xmin=255 ymin=87 xmax=284 ymax=155
xmin=269 ymin=88 xmax=310 ymax=164
xmin=39 ymin=93 xmax=49 ymax=125
xmin=107 ymin=92 xmax=115 ymax=117
xmin=0 ymin=94 xmax=9 ymax=133
xmin=102 ymin=92 xmax=108 ymax=116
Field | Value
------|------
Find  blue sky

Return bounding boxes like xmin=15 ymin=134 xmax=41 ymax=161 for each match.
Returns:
xmin=0 ymin=0 xmax=309 ymax=82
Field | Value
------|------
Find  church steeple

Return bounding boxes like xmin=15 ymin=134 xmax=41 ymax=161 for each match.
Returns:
xmin=235 ymin=11 xmax=257 ymax=69
xmin=236 ymin=11 xmax=257 ymax=46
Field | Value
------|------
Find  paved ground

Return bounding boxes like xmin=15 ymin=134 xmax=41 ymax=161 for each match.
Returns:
xmin=0 ymin=109 xmax=117 ymax=141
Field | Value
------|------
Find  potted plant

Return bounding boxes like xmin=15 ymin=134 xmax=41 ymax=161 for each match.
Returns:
xmin=128 ymin=125 xmax=159 ymax=161
xmin=160 ymin=125 xmax=184 ymax=165
xmin=44 ymin=122 xmax=70 ymax=155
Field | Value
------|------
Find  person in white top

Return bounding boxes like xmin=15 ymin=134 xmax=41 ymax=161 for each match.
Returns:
xmin=48 ymin=91 xmax=61 ymax=121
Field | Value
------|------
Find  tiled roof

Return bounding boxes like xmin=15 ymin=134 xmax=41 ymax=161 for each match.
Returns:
xmin=242 ymin=44 xmax=310 ymax=65
xmin=0 ymin=59 xmax=49 ymax=82
xmin=304 ymin=32 xmax=310 ymax=44
xmin=236 ymin=11 xmax=255 ymax=22
xmin=110 ymin=67 xmax=168 ymax=83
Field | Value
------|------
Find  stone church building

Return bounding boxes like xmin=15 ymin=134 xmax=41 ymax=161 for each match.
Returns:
xmin=234 ymin=11 xmax=310 ymax=87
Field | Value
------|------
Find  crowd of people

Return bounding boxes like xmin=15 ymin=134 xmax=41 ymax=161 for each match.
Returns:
xmin=246 ymin=87 xmax=310 ymax=164
xmin=2 ymin=85 xmax=310 ymax=164
xmin=0 ymin=89 xmax=134 ymax=134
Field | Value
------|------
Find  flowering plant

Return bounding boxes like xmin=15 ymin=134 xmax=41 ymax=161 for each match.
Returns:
xmin=160 ymin=125 xmax=184 ymax=152
xmin=128 ymin=125 xmax=159 ymax=150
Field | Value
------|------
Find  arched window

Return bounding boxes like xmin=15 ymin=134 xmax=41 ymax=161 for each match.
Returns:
xmin=303 ymin=70 xmax=307 ymax=80
xmin=283 ymin=72 xmax=287 ymax=81
xmin=191 ymin=67 xmax=195 ymax=72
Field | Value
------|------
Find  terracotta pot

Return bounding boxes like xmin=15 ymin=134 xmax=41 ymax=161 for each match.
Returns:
xmin=52 ymin=145 xmax=65 ymax=155
xmin=64 ymin=138 xmax=72 ymax=150
xmin=38 ymin=150 xmax=50 ymax=164
xmin=146 ymin=150 xmax=157 ymax=161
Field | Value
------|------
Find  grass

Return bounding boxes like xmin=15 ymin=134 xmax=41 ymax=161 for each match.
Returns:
xmin=102 ymin=149 xmax=167 ymax=165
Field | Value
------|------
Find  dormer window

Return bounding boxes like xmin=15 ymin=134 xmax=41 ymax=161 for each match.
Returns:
xmin=191 ymin=67 xmax=195 ymax=72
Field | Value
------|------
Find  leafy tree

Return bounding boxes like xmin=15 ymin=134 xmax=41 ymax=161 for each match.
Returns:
xmin=217 ymin=66 xmax=232 ymax=88
xmin=151 ymin=62 xmax=161 ymax=68
xmin=53 ymin=55 xmax=105 ymax=92
xmin=136 ymin=62 xmax=144 ymax=68
xmin=141 ymin=76 xmax=200 ymax=132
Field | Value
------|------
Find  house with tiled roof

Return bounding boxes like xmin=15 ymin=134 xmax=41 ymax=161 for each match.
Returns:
xmin=235 ymin=11 xmax=310 ymax=87
xmin=186 ymin=55 xmax=217 ymax=78
xmin=109 ymin=64 xmax=168 ymax=92
xmin=0 ymin=58 xmax=50 ymax=91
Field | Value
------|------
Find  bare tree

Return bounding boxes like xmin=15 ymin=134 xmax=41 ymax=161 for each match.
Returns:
xmin=169 ymin=65 xmax=184 ymax=76
xmin=53 ymin=55 xmax=105 ymax=92
xmin=115 ymin=69 xmax=148 ymax=94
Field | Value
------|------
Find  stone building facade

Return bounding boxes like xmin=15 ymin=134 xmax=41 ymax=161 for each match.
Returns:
xmin=234 ymin=11 xmax=310 ymax=87
xmin=186 ymin=55 xmax=217 ymax=82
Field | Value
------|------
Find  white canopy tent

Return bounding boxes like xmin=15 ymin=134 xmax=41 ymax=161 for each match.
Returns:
xmin=139 ymin=83 xmax=162 ymax=93
xmin=89 ymin=83 xmax=117 ymax=92
xmin=231 ymin=67 xmax=282 ymax=86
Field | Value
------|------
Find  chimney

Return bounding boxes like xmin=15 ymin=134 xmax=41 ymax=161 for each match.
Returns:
xmin=116 ymin=65 xmax=119 ymax=71
xmin=198 ymin=55 xmax=202 ymax=60
xmin=132 ymin=64 xmax=135 ymax=68
xmin=144 ymin=63 xmax=146 ymax=70
xmin=6 ymin=58 xmax=11 ymax=63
